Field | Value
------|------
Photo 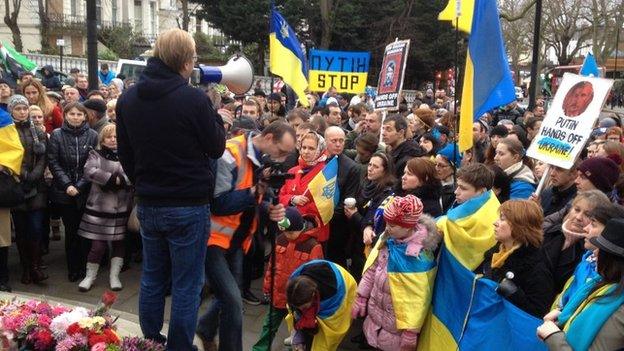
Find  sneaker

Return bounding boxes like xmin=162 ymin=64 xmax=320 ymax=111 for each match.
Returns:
xmin=260 ymin=293 xmax=270 ymax=305
xmin=242 ymin=289 xmax=261 ymax=305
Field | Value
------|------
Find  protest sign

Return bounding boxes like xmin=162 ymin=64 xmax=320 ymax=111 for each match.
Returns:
xmin=374 ymin=39 xmax=410 ymax=110
xmin=308 ymin=49 xmax=370 ymax=93
xmin=527 ymin=73 xmax=613 ymax=169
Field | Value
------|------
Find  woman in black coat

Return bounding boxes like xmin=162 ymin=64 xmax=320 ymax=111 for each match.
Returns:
xmin=344 ymin=152 xmax=396 ymax=279
xmin=398 ymin=157 xmax=443 ymax=217
xmin=48 ymin=102 xmax=98 ymax=282
xmin=477 ymin=199 xmax=555 ymax=318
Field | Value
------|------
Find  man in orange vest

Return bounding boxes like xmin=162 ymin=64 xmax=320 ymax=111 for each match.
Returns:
xmin=197 ymin=121 xmax=297 ymax=351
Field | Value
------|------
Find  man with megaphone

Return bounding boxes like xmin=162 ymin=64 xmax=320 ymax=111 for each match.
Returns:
xmin=115 ymin=29 xmax=226 ymax=351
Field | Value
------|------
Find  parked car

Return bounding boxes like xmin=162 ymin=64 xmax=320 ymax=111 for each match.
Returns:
xmin=515 ymin=86 xmax=524 ymax=100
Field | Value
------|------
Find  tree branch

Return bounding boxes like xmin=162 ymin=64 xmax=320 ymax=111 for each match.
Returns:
xmin=500 ymin=0 xmax=537 ymax=22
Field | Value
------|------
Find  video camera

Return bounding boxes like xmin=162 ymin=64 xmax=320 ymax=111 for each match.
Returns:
xmin=259 ymin=160 xmax=295 ymax=191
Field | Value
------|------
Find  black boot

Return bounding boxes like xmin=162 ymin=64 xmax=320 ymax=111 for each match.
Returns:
xmin=0 ymin=247 xmax=11 ymax=292
xmin=16 ymin=239 xmax=31 ymax=284
xmin=29 ymin=242 xmax=48 ymax=283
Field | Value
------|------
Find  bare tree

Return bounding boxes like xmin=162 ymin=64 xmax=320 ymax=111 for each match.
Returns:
xmin=319 ymin=0 xmax=341 ymax=48
xmin=500 ymin=0 xmax=535 ymax=85
xmin=585 ymin=0 xmax=624 ymax=63
xmin=541 ymin=0 xmax=592 ymax=65
xmin=4 ymin=0 xmax=23 ymax=51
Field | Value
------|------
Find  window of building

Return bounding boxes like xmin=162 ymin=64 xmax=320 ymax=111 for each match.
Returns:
xmin=134 ymin=0 xmax=142 ymax=31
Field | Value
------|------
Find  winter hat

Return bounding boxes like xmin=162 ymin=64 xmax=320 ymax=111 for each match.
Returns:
xmin=7 ymin=94 xmax=29 ymax=112
xmin=577 ymin=156 xmax=621 ymax=193
xmin=284 ymin=206 xmax=305 ymax=231
xmin=46 ymin=91 xmax=62 ymax=102
xmin=253 ymin=89 xmax=266 ymax=98
xmin=384 ymin=195 xmax=424 ymax=228
xmin=490 ymin=125 xmax=509 ymax=138
xmin=437 ymin=143 xmax=462 ymax=167
xmin=83 ymin=98 xmax=107 ymax=113
xmin=599 ymin=117 xmax=618 ymax=128
xmin=267 ymin=92 xmax=282 ymax=102
xmin=0 ymin=78 xmax=14 ymax=89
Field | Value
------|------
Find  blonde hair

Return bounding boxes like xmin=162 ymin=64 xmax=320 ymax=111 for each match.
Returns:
xmin=106 ymin=99 xmax=117 ymax=109
xmin=28 ymin=105 xmax=43 ymax=116
xmin=21 ymin=80 xmax=53 ymax=116
xmin=98 ymin=123 xmax=116 ymax=148
xmin=153 ymin=29 xmax=195 ymax=73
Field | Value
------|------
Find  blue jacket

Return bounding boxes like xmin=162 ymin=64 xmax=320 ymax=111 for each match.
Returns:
xmin=98 ymin=70 xmax=116 ymax=85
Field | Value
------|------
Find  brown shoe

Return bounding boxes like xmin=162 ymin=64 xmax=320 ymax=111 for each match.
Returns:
xmin=197 ymin=334 xmax=217 ymax=351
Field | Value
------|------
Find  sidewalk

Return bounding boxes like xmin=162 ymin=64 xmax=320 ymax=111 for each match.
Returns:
xmin=4 ymin=236 xmax=360 ymax=350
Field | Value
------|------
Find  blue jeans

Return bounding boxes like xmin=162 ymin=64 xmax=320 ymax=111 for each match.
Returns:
xmin=196 ymin=246 xmax=244 ymax=351
xmin=138 ymin=205 xmax=209 ymax=351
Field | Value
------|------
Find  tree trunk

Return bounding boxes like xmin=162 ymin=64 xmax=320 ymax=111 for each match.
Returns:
xmin=258 ymin=40 xmax=265 ymax=76
xmin=38 ymin=0 xmax=51 ymax=53
xmin=181 ymin=0 xmax=189 ymax=31
xmin=319 ymin=0 xmax=332 ymax=48
xmin=4 ymin=0 xmax=23 ymax=52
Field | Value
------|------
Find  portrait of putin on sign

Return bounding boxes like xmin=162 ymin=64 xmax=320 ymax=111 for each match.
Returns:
xmin=562 ymin=81 xmax=594 ymax=118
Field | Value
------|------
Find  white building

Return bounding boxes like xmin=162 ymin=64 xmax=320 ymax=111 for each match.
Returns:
xmin=0 ymin=0 xmax=222 ymax=56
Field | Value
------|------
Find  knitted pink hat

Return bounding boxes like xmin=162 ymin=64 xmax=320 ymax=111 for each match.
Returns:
xmin=384 ymin=195 xmax=424 ymax=228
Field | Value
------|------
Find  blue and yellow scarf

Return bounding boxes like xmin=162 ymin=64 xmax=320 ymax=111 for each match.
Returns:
xmin=558 ymin=277 xmax=624 ymax=350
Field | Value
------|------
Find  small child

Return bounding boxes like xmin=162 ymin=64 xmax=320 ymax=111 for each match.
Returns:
xmin=285 ymin=260 xmax=356 ymax=351
xmin=252 ymin=207 xmax=324 ymax=351
xmin=351 ymin=195 xmax=440 ymax=351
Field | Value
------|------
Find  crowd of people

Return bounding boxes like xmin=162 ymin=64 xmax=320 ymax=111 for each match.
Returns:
xmin=1 ymin=28 xmax=624 ymax=351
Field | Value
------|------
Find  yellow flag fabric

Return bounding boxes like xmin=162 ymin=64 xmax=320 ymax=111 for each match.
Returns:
xmin=438 ymin=0 xmax=475 ymax=33
xmin=0 ymin=109 xmax=24 ymax=175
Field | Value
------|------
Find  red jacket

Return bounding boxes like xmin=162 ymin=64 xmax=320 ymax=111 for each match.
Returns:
xmin=263 ymin=232 xmax=323 ymax=309
xmin=44 ymin=104 xmax=63 ymax=133
xmin=279 ymin=161 xmax=330 ymax=242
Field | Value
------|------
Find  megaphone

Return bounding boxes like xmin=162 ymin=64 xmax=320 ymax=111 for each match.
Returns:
xmin=192 ymin=54 xmax=254 ymax=95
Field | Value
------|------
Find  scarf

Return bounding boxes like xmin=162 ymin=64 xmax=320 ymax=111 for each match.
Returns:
xmin=98 ymin=145 xmax=119 ymax=161
xmin=491 ymin=243 xmax=521 ymax=269
xmin=505 ymin=161 xmax=536 ymax=184
xmin=294 ymin=293 xmax=320 ymax=332
xmin=558 ymin=277 xmax=624 ymax=350
xmin=561 ymin=218 xmax=585 ymax=250
xmin=558 ymin=250 xmax=598 ymax=309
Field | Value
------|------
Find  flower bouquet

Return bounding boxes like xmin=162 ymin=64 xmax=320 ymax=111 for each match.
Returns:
xmin=0 ymin=291 xmax=164 ymax=351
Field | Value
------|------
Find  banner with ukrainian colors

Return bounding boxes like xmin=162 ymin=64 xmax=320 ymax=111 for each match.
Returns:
xmin=0 ymin=108 xmax=24 ymax=175
xmin=417 ymin=247 xmax=547 ymax=351
xmin=306 ymin=156 xmax=340 ymax=226
xmin=308 ymin=49 xmax=370 ymax=94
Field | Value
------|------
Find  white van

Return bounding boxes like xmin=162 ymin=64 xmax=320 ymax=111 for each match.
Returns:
xmin=116 ymin=59 xmax=147 ymax=82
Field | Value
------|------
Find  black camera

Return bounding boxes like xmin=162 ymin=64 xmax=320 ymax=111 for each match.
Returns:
xmin=260 ymin=160 xmax=295 ymax=190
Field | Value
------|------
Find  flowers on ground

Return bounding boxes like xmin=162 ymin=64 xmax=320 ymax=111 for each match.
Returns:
xmin=0 ymin=291 xmax=164 ymax=351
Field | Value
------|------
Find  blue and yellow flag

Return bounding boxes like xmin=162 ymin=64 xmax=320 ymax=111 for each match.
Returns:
xmin=286 ymin=260 xmax=356 ymax=351
xmin=306 ymin=156 xmax=340 ymax=226
xmin=417 ymin=248 xmax=547 ymax=350
xmin=0 ymin=108 xmax=24 ymax=175
xmin=363 ymin=234 xmax=437 ymax=330
xmin=580 ymin=53 xmax=601 ymax=77
xmin=269 ymin=7 xmax=309 ymax=107
xmin=439 ymin=0 xmax=516 ymax=152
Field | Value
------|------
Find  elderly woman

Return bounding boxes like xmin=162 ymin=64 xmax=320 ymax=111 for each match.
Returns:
xmin=279 ymin=131 xmax=329 ymax=242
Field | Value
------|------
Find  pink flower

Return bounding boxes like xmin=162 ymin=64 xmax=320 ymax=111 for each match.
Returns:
xmin=37 ymin=315 xmax=52 ymax=328
xmin=91 ymin=341 xmax=107 ymax=351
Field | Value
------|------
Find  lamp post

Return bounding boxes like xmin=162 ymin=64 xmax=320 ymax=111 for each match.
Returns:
xmin=56 ymin=38 xmax=65 ymax=73
xmin=528 ymin=0 xmax=543 ymax=111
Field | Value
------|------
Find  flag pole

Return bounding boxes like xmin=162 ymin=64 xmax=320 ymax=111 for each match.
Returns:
xmin=452 ymin=0 xmax=461 ymax=187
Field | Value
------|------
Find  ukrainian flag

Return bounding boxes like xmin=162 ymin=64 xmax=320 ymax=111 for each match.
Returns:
xmin=417 ymin=191 xmax=546 ymax=350
xmin=269 ymin=7 xmax=309 ymax=107
xmin=286 ymin=260 xmax=356 ymax=351
xmin=0 ymin=108 xmax=24 ymax=175
xmin=306 ymin=156 xmax=340 ymax=226
xmin=439 ymin=0 xmax=515 ymax=152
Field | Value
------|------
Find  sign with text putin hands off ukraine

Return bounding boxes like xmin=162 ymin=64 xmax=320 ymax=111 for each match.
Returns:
xmin=527 ymin=73 xmax=613 ymax=169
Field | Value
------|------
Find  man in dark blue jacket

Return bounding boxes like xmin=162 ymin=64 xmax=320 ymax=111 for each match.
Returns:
xmin=116 ymin=28 xmax=225 ymax=351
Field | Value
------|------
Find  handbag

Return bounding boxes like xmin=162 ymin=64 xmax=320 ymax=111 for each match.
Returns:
xmin=0 ymin=168 xmax=25 ymax=207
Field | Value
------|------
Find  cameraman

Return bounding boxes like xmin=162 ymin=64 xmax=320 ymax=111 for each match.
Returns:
xmin=196 ymin=121 xmax=296 ymax=351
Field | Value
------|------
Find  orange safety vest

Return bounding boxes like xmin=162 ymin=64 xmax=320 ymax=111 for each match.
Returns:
xmin=208 ymin=134 xmax=257 ymax=253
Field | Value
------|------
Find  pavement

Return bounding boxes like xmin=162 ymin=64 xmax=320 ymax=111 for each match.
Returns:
xmin=3 ymin=233 xmax=361 ymax=350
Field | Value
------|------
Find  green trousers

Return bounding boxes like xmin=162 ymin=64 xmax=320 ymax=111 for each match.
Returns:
xmin=252 ymin=307 xmax=289 ymax=351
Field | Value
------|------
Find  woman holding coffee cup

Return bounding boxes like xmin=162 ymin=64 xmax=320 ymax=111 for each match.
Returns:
xmin=344 ymin=152 xmax=396 ymax=277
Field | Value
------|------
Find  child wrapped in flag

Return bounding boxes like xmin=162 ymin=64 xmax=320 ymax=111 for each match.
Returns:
xmin=285 ymin=260 xmax=356 ymax=351
xmin=352 ymin=195 xmax=440 ymax=350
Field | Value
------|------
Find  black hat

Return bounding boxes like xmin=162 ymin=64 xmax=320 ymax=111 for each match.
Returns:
xmin=0 ymin=77 xmax=13 ymax=88
xmin=284 ymin=207 xmax=305 ymax=231
xmin=590 ymin=218 xmax=624 ymax=258
xmin=253 ymin=89 xmax=266 ymax=97
xmin=267 ymin=92 xmax=282 ymax=102
xmin=82 ymin=98 xmax=107 ymax=113
xmin=490 ymin=125 xmax=509 ymax=138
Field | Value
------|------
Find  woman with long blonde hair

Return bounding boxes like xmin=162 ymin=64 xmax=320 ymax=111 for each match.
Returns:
xmin=21 ymin=80 xmax=62 ymax=133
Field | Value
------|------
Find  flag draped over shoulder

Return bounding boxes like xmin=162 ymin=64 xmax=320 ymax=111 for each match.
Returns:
xmin=0 ymin=41 xmax=37 ymax=80
xmin=417 ymin=191 xmax=547 ymax=350
xmin=439 ymin=0 xmax=515 ymax=152
xmin=269 ymin=7 xmax=309 ymax=107
xmin=306 ymin=156 xmax=340 ymax=226
xmin=0 ymin=108 xmax=24 ymax=175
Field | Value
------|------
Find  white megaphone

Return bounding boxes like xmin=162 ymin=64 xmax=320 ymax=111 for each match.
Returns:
xmin=192 ymin=54 xmax=254 ymax=95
